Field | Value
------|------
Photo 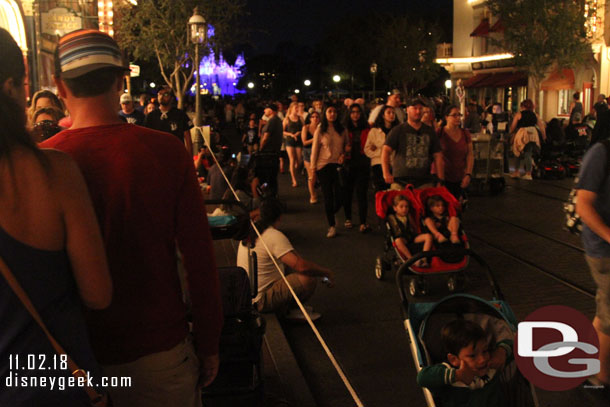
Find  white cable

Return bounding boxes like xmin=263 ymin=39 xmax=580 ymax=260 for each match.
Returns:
xmin=198 ymin=126 xmax=364 ymax=407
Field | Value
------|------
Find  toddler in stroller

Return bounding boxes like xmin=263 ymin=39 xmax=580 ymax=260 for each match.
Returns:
xmin=387 ymin=194 xmax=433 ymax=267
xmin=374 ymin=187 xmax=469 ymax=295
xmin=424 ymin=195 xmax=462 ymax=245
xmin=417 ymin=318 xmax=513 ymax=407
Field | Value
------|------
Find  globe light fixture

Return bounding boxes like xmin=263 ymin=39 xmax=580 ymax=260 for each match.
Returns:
xmin=295 ymin=89 xmax=300 ymax=94
xmin=333 ymin=75 xmax=341 ymax=83
xmin=247 ymin=82 xmax=255 ymax=89
xmin=304 ymin=79 xmax=311 ymax=87
xmin=149 ymin=82 xmax=156 ymax=88
xmin=445 ymin=79 xmax=452 ymax=89
xmin=188 ymin=7 xmax=207 ymax=127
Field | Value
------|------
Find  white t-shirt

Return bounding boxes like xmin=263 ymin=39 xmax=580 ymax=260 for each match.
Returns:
xmin=236 ymin=226 xmax=294 ymax=303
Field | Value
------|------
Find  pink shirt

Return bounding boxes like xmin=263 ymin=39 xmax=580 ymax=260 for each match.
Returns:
xmin=314 ymin=127 xmax=346 ymax=170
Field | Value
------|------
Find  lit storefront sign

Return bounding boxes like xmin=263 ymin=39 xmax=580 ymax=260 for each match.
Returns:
xmin=41 ymin=7 xmax=82 ymax=36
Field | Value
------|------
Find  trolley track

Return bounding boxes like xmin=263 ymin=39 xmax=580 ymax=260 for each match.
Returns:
xmin=472 ymin=211 xmax=584 ymax=254
xmin=468 ymin=232 xmax=594 ymax=299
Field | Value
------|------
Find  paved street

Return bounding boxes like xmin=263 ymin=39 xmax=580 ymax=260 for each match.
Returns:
xmin=270 ymin=172 xmax=607 ymax=407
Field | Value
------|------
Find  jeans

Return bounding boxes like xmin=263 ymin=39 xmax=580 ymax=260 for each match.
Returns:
xmin=513 ymin=142 xmax=535 ymax=173
xmin=344 ymin=164 xmax=370 ymax=224
xmin=316 ymin=164 xmax=342 ymax=227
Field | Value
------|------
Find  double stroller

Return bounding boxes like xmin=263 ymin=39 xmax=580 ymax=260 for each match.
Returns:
xmin=374 ymin=186 xmax=469 ymax=296
xmin=396 ymin=249 xmax=538 ymax=407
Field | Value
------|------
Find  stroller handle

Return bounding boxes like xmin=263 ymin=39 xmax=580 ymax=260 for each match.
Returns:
xmin=395 ymin=248 xmax=504 ymax=309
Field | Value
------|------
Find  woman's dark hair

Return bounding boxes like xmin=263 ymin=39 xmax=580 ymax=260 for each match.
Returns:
xmin=0 ymin=28 xmax=40 ymax=164
xmin=33 ymin=106 xmax=65 ymax=123
xmin=241 ymin=197 xmax=285 ymax=247
xmin=305 ymin=111 xmax=321 ymax=125
xmin=520 ymin=99 xmax=534 ymax=111
xmin=320 ymin=104 xmax=344 ymax=134
xmin=440 ymin=104 xmax=460 ymax=127
xmin=372 ymin=105 xmax=399 ymax=130
xmin=345 ymin=103 xmax=367 ymax=132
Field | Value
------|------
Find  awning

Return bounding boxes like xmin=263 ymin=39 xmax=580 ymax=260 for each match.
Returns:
xmin=470 ymin=19 xmax=490 ymax=37
xmin=462 ymin=73 xmax=492 ymax=88
xmin=489 ymin=19 xmax=504 ymax=33
xmin=541 ymin=68 xmax=575 ymax=91
xmin=463 ymin=72 xmax=528 ymax=88
xmin=495 ymin=71 xmax=528 ymax=87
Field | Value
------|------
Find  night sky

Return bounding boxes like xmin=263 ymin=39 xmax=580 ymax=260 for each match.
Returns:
xmin=245 ymin=0 xmax=453 ymax=54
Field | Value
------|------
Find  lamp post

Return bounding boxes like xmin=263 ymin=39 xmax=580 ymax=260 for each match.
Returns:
xmin=188 ymin=7 xmax=206 ymax=127
xmin=370 ymin=62 xmax=377 ymax=100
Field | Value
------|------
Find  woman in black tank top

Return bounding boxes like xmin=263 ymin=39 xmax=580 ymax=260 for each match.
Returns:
xmin=302 ymin=111 xmax=321 ymax=203
xmin=509 ymin=99 xmax=547 ymax=179
xmin=0 ymin=28 xmax=111 ymax=405
xmin=283 ymin=102 xmax=304 ymax=187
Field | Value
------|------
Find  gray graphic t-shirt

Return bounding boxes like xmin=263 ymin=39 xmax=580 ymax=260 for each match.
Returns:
xmin=385 ymin=122 xmax=440 ymax=179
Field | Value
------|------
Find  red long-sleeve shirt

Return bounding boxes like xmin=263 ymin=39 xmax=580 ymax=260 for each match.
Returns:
xmin=42 ymin=123 xmax=223 ymax=364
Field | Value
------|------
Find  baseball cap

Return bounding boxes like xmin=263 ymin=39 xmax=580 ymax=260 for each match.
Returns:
xmin=120 ymin=93 xmax=133 ymax=104
xmin=406 ymin=96 xmax=426 ymax=107
xmin=55 ymin=29 xmax=129 ymax=79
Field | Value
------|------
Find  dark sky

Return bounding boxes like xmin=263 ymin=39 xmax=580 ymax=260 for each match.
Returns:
xmin=245 ymin=0 xmax=453 ymax=54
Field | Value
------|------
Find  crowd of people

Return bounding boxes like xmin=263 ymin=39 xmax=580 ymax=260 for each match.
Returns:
xmin=2 ymin=25 xmax=610 ymax=405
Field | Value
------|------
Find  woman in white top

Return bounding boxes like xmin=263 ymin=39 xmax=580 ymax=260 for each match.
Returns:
xmin=311 ymin=105 xmax=349 ymax=238
xmin=364 ymin=105 xmax=399 ymax=191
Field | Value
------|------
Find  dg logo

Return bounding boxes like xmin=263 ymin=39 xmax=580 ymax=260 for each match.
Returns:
xmin=515 ymin=305 xmax=600 ymax=391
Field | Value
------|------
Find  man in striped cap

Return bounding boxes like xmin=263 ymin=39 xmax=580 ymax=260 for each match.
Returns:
xmin=41 ymin=29 xmax=223 ymax=407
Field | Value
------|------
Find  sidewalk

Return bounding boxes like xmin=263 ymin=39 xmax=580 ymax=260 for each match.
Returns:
xmin=211 ymin=238 xmax=316 ymax=407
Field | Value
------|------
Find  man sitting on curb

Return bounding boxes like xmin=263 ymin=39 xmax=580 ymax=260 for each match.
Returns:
xmin=237 ymin=198 xmax=334 ymax=321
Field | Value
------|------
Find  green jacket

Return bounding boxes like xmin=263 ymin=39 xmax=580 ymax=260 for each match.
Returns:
xmin=416 ymin=341 xmax=513 ymax=407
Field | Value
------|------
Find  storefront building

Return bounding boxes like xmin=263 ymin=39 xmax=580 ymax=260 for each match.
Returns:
xmin=438 ymin=0 xmax=608 ymax=122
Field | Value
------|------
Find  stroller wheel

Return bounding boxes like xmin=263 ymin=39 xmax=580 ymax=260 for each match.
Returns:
xmin=408 ymin=277 xmax=427 ymax=297
xmin=375 ymin=256 xmax=385 ymax=280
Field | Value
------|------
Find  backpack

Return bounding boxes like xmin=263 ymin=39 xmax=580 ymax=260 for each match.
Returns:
xmin=564 ymin=139 xmax=610 ymax=235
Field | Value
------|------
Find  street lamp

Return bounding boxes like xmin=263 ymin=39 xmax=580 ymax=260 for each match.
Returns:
xmin=370 ymin=62 xmax=377 ymax=100
xmin=333 ymin=75 xmax=341 ymax=83
xmin=444 ymin=79 xmax=452 ymax=97
xmin=188 ymin=7 xmax=206 ymax=127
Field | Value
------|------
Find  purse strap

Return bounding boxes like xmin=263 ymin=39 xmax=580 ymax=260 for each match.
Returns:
xmin=0 ymin=256 xmax=106 ymax=406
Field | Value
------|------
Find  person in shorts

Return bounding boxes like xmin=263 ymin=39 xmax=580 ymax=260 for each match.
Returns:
xmin=236 ymin=198 xmax=334 ymax=320
xmin=576 ymin=140 xmax=610 ymax=389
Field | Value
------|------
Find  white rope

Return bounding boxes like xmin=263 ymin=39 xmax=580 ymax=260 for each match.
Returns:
xmin=198 ymin=126 xmax=364 ymax=407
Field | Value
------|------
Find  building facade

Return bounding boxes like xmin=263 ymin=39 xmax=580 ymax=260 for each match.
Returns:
xmin=438 ymin=0 xmax=608 ymax=122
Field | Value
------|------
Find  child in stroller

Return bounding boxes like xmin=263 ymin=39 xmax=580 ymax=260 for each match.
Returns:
xmin=374 ymin=187 xmax=469 ymax=294
xmin=424 ymin=195 xmax=462 ymax=246
xmin=417 ymin=319 xmax=513 ymax=407
xmin=387 ymin=194 xmax=433 ymax=267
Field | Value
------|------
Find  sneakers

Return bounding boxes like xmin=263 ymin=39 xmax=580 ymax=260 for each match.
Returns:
xmin=284 ymin=307 xmax=321 ymax=322
xmin=344 ymin=220 xmax=353 ymax=229
xmin=522 ymin=173 xmax=533 ymax=180
xmin=326 ymin=226 xmax=336 ymax=238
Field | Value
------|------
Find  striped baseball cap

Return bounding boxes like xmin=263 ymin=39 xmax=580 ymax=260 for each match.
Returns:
xmin=55 ymin=29 xmax=128 ymax=79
